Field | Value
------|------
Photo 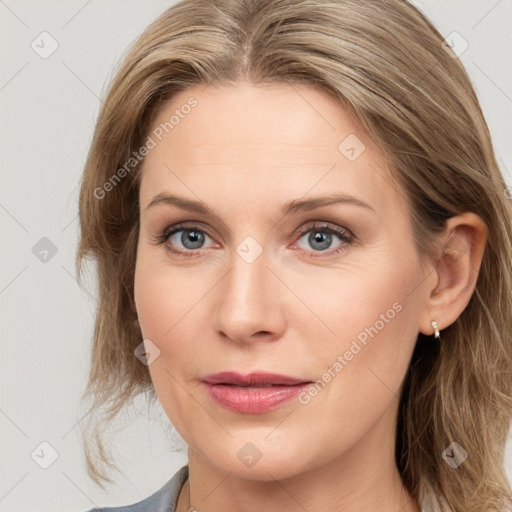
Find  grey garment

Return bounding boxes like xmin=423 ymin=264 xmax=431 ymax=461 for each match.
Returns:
xmin=86 ymin=465 xmax=189 ymax=512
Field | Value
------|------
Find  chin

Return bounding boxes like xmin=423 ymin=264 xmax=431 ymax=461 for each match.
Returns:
xmin=200 ymin=437 xmax=319 ymax=482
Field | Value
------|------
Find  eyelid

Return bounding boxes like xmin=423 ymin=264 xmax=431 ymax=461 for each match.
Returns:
xmin=293 ymin=220 xmax=354 ymax=240
xmin=162 ymin=221 xmax=213 ymax=238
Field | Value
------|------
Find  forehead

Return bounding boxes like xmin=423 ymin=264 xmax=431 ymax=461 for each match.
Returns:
xmin=145 ymin=82 xmax=370 ymax=162
xmin=139 ymin=82 xmax=400 ymax=218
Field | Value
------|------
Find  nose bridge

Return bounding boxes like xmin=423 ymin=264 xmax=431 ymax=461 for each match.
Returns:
xmin=223 ymin=241 xmax=271 ymax=314
xmin=213 ymin=238 xmax=281 ymax=342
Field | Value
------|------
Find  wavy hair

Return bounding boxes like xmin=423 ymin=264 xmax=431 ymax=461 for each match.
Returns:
xmin=75 ymin=1 xmax=512 ymax=510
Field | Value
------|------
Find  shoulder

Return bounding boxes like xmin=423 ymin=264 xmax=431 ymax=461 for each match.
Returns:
xmin=84 ymin=464 xmax=189 ymax=512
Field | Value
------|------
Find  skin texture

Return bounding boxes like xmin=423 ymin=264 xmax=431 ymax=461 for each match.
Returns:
xmin=134 ymin=82 xmax=487 ymax=512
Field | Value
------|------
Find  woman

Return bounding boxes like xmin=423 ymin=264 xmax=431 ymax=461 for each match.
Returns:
xmin=76 ymin=0 xmax=512 ymax=511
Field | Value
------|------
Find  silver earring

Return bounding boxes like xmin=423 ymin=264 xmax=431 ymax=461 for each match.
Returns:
xmin=431 ymin=320 xmax=441 ymax=340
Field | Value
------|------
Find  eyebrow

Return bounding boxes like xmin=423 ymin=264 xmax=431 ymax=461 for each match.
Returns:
xmin=144 ymin=192 xmax=375 ymax=217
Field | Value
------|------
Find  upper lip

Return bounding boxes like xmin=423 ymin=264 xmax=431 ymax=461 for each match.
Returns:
xmin=201 ymin=371 xmax=311 ymax=386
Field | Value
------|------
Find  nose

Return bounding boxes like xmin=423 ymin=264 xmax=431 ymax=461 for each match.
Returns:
xmin=212 ymin=247 xmax=286 ymax=345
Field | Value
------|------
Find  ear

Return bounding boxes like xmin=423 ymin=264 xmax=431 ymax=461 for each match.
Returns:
xmin=418 ymin=212 xmax=488 ymax=337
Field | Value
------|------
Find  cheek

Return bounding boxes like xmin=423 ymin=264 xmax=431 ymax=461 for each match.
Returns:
xmin=307 ymin=251 xmax=421 ymax=385
xmin=312 ymin=261 xmax=409 ymax=341
xmin=133 ymin=253 xmax=195 ymax=426
xmin=134 ymin=269 xmax=168 ymax=340
xmin=133 ymin=249 xmax=210 ymax=382
xmin=293 ymin=276 xmax=420 ymax=450
xmin=134 ymin=247 xmax=189 ymax=339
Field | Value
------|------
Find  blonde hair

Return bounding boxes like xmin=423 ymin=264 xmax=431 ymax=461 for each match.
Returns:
xmin=75 ymin=1 xmax=512 ymax=510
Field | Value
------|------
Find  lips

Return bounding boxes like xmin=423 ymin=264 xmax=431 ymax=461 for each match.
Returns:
xmin=200 ymin=371 xmax=313 ymax=413
xmin=200 ymin=371 xmax=311 ymax=387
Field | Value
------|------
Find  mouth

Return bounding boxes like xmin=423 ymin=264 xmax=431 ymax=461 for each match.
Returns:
xmin=199 ymin=371 xmax=313 ymax=414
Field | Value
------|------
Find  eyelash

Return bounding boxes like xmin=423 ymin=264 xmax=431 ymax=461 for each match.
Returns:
xmin=153 ymin=221 xmax=355 ymax=259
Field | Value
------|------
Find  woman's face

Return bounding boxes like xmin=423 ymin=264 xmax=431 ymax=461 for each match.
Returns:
xmin=134 ymin=82 xmax=431 ymax=480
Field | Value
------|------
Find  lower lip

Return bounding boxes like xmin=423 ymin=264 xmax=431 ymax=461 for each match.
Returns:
xmin=202 ymin=382 xmax=311 ymax=413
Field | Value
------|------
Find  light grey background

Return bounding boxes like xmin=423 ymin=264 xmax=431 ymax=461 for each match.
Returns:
xmin=1 ymin=1 xmax=511 ymax=511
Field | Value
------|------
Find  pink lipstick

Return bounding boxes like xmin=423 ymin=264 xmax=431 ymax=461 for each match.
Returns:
xmin=200 ymin=371 xmax=312 ymax=413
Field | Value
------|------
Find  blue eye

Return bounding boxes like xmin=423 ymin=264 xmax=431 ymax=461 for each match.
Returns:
xmin=153 ymin=221 xmax=354 ymax=259
xmin=293 ymin=222 xmax=353 ymax=257
xmin=157 ymin=225 xmax=215 ymax=258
